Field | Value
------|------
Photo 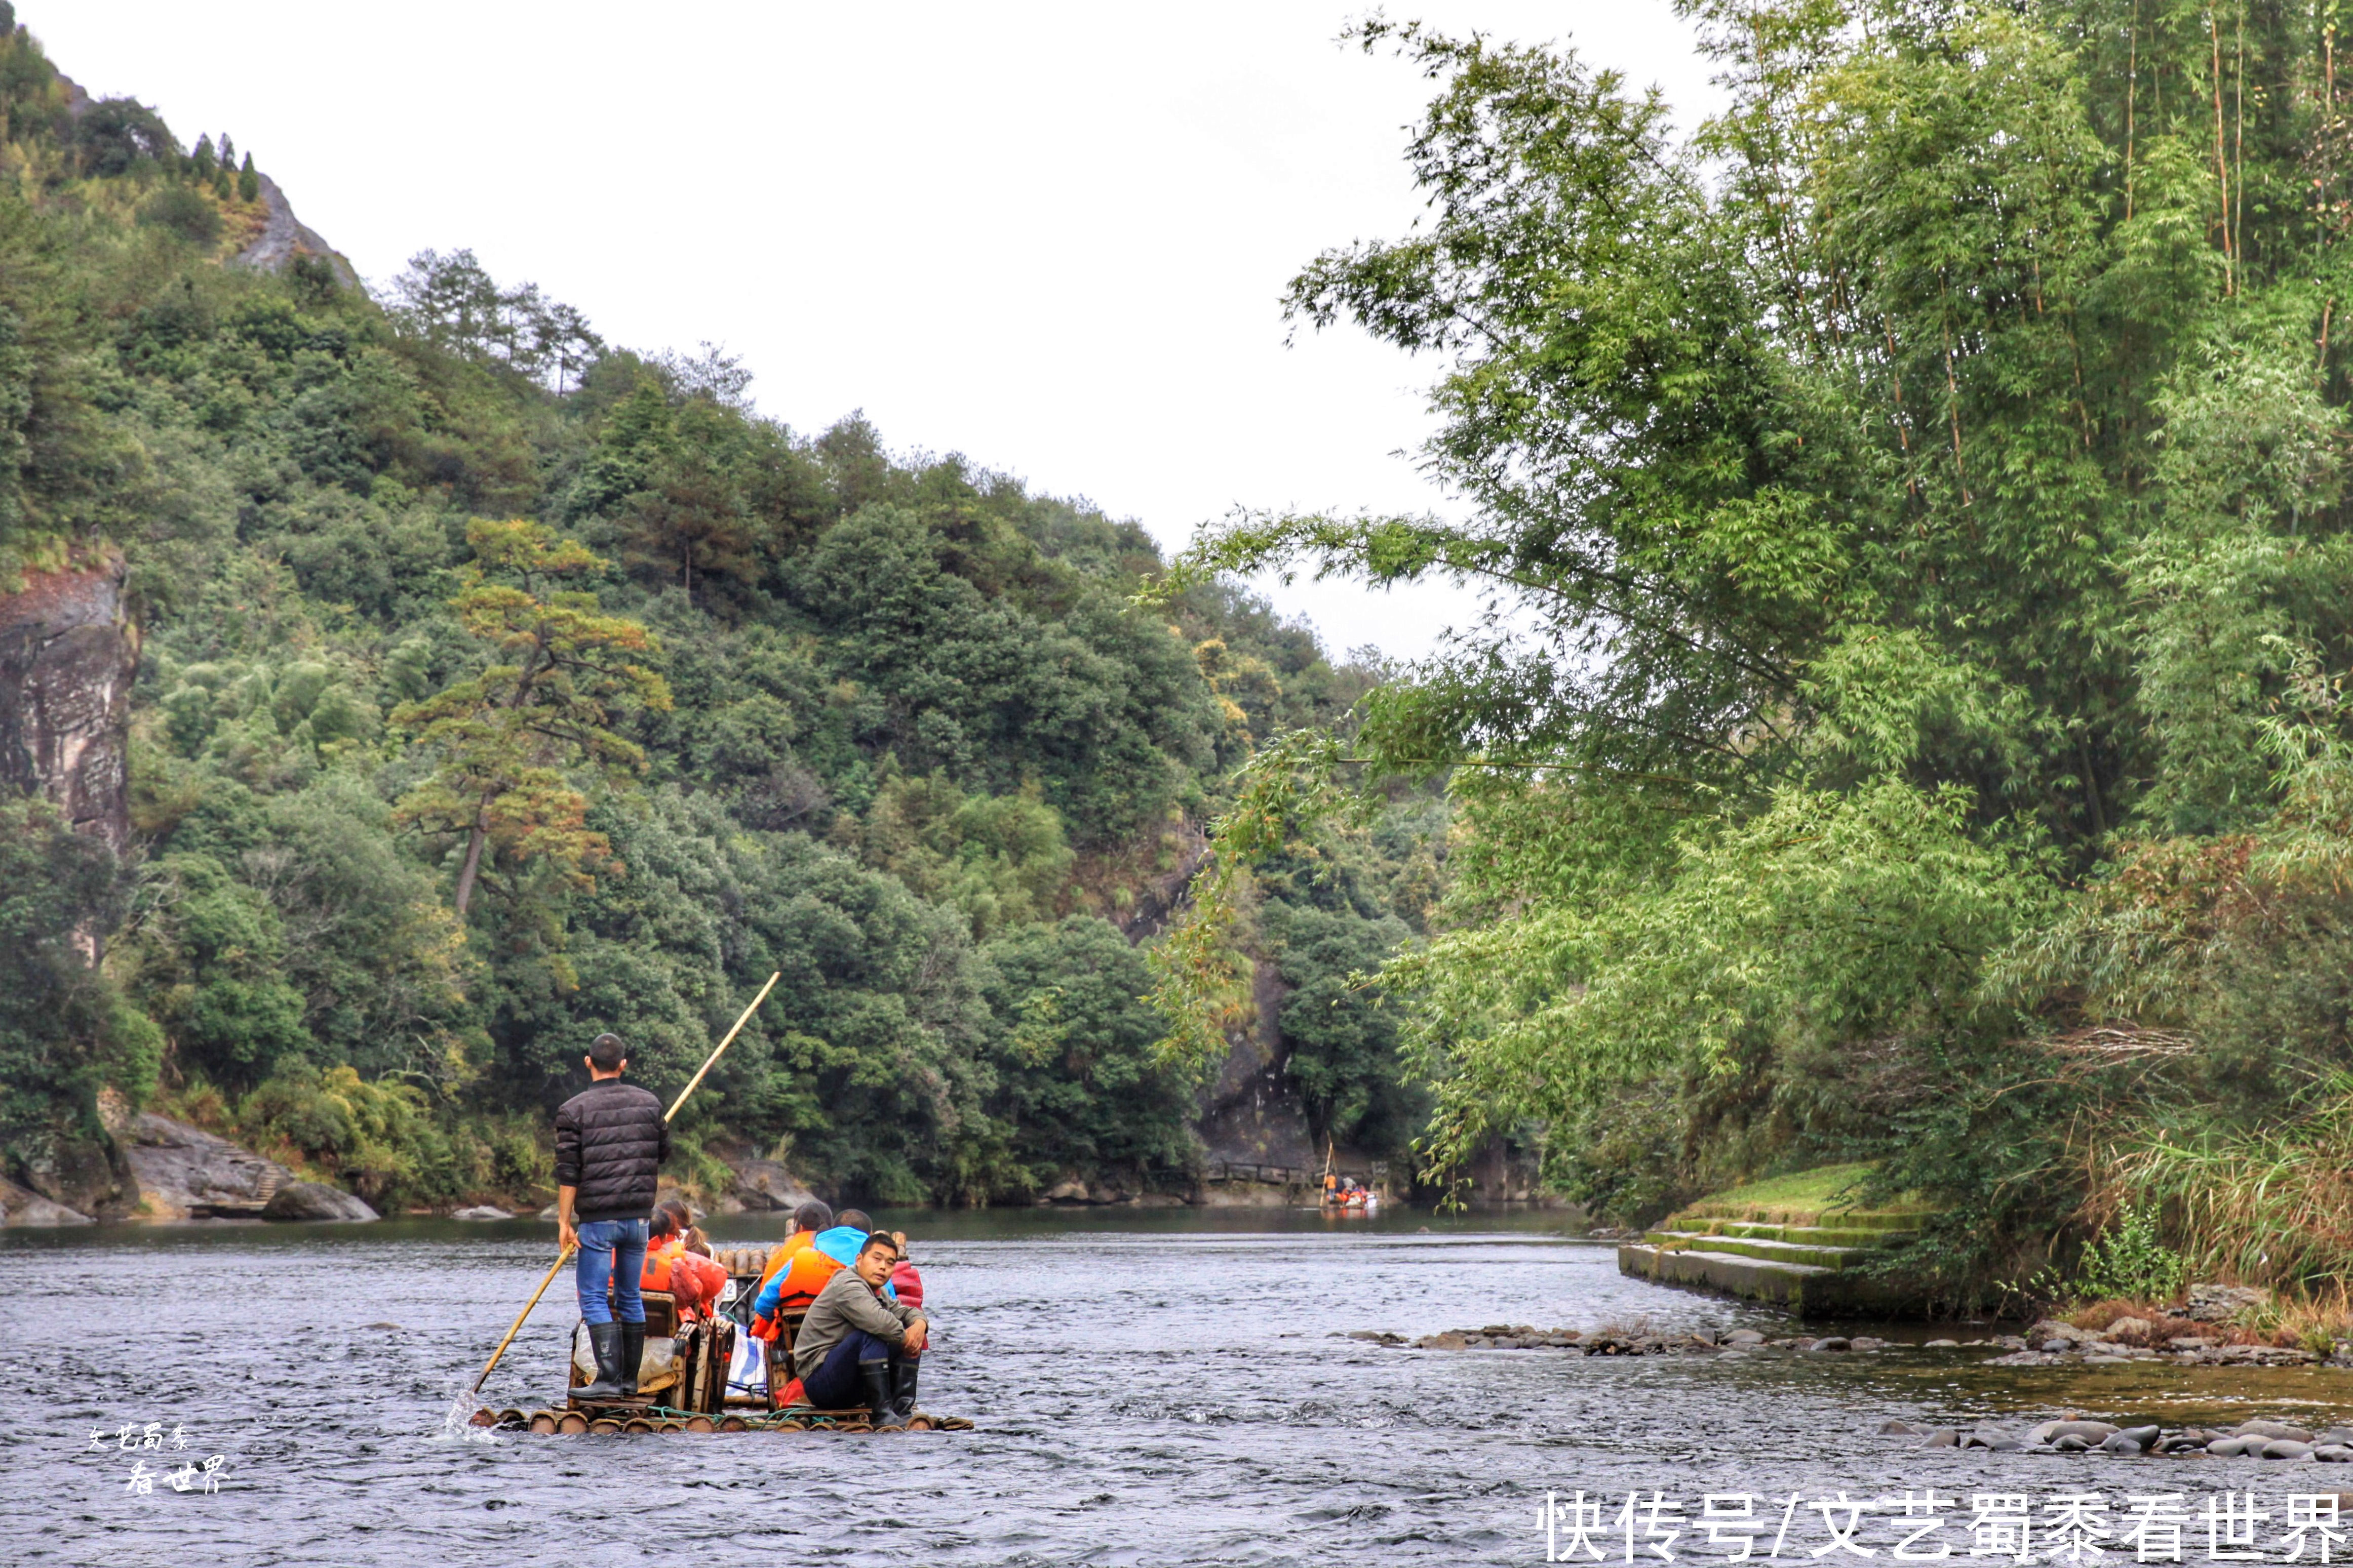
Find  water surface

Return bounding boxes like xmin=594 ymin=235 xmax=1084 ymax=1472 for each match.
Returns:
xmin=4 ymin=1208 xmax=2346 ymax=1565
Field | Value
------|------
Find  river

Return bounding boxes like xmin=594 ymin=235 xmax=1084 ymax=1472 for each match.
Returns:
xmin=4 ymin=1207 xmax=2349 ymax=1566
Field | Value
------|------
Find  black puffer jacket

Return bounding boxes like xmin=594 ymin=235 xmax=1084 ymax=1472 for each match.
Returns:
xmin=554 ymin=1079 xmax=670 ymax=1223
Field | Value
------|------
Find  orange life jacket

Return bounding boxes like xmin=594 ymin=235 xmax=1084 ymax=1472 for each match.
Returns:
xmin=765 ymin=1245 xmax=844 ymax=1315
xmin=755 ymin=1230 xmax=816 ymax=1290
xmin=749 ymin=1240 xmax=847 ymax=1340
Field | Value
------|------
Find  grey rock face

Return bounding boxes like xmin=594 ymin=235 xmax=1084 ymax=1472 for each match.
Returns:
xmin=0 ymin=553 xmax=138 ymax=853
xmin=120 ymin=1113 xmax=292 ymax=1219
xmin=261 ymin=1181 xmax=378 ymax=1223
xmin=727 ymin=1159 xmax=814 ymax=1213
xmin=229 ymin=174 xmax=358 ymax=288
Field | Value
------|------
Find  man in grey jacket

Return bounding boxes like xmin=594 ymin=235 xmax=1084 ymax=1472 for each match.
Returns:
xmin=793 ymin=1231 xmax=929 ymax=1427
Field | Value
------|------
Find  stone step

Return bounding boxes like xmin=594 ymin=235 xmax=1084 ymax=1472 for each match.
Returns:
xmin=1618 ymin=1242 xmax=1914 ymax=1316
xmin=1677 ymin=1201 xmax=1927 ymax=1232
xmin=1640 ymin=1229 xmax=1870 ymax=1270
xmin=1672 ymin=1219 xmax=1920 ymax=1249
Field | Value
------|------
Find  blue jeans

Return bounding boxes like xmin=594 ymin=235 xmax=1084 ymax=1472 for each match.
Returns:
xmin=574 ymin=1218 xmax=649 ymax=1325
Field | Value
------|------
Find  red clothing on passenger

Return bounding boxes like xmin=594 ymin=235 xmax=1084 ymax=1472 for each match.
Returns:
xmin=888 ymin=1260 xmax=923 ymax=1309
xmin=643 ymin=1238 xmax=728 ymax=1320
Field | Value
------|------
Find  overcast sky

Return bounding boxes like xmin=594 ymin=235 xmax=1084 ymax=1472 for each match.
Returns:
xmin=41 ymin=3 xmax=1725 ymax=662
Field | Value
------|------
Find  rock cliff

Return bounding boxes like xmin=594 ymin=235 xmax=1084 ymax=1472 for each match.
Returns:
xmin=0 ymin=551 xmax=137 ymax=853
xmin=230 ymin=172 xmax=358 ymax=288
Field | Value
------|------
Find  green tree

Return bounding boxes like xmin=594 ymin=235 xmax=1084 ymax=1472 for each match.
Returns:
xmin=0 ymin=797 xmax=158 ymax=1149
xmin=1151 ymin=1 xmax=2353 ymax=1267
xmin=237 ymin=152 xmax=258 ymax=203
xmin=391 ymin=519 xmax=671 ymax=916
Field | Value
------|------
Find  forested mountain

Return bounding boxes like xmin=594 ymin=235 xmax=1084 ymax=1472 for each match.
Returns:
xmin=1161 ymin=0 xmax=2353 ymax=1298
xmin=0 ymin=7 xmax=1437 ymax=1213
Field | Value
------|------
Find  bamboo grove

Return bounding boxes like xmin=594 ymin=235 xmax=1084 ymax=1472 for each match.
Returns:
xmin=1151 ymin=0 xmax=2353 ymax=1295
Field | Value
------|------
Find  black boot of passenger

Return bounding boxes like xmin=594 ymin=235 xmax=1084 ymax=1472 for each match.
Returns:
xmin=618 ymin=1321 xmax=645 ymax=1398
xmin=859 ymin=1359 xmax=903 ymax=1429
xmin=576 ymin=1322 xmax=626 ymax=1401
xmin=889 ymin=1356 xmax=921 ymax=1424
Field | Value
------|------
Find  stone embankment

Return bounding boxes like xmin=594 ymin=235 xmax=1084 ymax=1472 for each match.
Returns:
xmin=1617 ymin=1163 xmax=1936 ymax=1314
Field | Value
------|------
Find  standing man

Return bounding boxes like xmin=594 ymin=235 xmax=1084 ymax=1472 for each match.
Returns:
xmin=555 ymin=1031 xmax=669 ymax=1401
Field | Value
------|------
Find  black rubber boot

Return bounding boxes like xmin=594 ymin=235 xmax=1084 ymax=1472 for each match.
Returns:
xmin=618 ymin=1321 xmax=645 ymax=1398
xmin=859 ymin=1359 xmax=903 ymax=1429
xmin=576 ymin=1322 xmax=626 ymax=1400
xmin=890 ymin=1356 xmax=921 ymax=1424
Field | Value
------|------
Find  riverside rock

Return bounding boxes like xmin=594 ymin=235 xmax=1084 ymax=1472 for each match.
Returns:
xmin=2262 ymin=1440 xmax=2316 ymax=1460
xmin=2235 ymin=1420 xmax=2313 ymax=1442
xmin=262 ymin=1181 xmax=378 ymax=1222
xmin=121 ymin=1113 xmax=294 ymax=1220
xmin=2185 ymin=1283 xmax=2269 ymax=1323
xmin=2031 ymin=1420 xmax=2120 ymax=1445
xmin=0 ymin=1174 xmax=91 ymax=1226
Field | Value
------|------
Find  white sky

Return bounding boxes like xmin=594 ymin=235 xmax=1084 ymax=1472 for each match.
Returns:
xmin=44 ymin=2 xmax=1724 ymax=662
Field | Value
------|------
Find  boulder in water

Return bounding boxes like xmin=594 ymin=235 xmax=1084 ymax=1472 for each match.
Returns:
xmin=451 ymin=1204 xmax=511 ymax=1221
xmin=262 ymin=1181 xmax=377 ymax=1222
xmin=2262 ymin=1439 xmax=2316 ymax=1460
xmin=2031 ymin=1420 xmax=2121 ymax=1444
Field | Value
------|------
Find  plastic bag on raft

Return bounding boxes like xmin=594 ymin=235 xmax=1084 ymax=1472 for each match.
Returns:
xmin=725 ymin=1327 xmax=767 ymax=1400
xmin=571 ymin=1321 xmax=681 ymax=1394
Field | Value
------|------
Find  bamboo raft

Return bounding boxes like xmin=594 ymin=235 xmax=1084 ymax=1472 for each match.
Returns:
xmin=470 ymin=1244 xmax=972 ymax=1435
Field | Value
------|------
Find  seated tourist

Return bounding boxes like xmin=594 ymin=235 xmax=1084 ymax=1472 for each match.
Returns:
xmin=887 ymin=1231 xmax=923 ymax=1309
xmin=812 ymin=1209 xmax=903 ymax=1300
xmin=793 ymin=1231 xmax=928 ymax=1428
xmin=658 ymin=1196 xmax=715 ymax=1258
xmin=753 ymin=1200 xmax=832 ymax=1293
xmin=749 ymin=1200 xmax=846 ymax=1337
xmin=812 ymin=1208 xmax=875 ymax=1267
xmin=643 ymin=1205 xmax=728 ymax=1322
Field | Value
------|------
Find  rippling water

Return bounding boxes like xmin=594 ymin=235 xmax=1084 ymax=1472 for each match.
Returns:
xmin=5 ymin=1207 xmax=2351 ymax=1566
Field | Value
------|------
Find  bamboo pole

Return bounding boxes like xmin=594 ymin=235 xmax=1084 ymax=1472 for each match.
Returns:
xmin=468 ymin=971 xmax=782 ymax=1396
